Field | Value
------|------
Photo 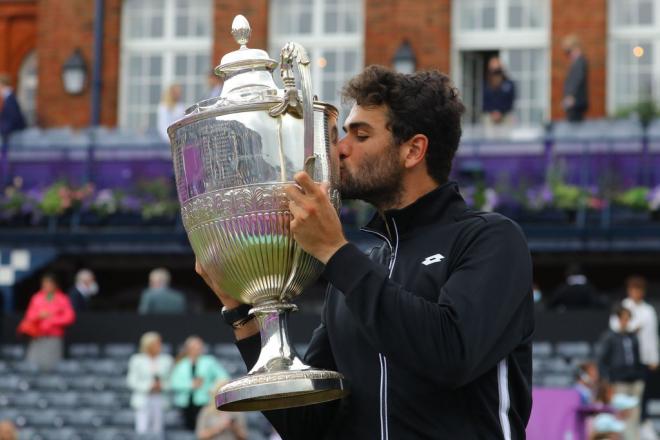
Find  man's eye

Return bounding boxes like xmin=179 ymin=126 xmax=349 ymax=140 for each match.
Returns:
xmin=356 ymin=135 xmax=368 ymax=141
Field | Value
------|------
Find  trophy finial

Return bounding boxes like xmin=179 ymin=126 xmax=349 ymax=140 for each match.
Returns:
xmin=231 ymin=15 xmax=251 ymax=47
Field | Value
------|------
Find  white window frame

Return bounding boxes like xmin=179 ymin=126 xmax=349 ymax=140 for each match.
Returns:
xmin=451 ymin=0 xmax=551 ymax=126
xmin=119 ymin=0 xmax=212 ymax=131
xmin=268 ymin=0 xmax=364 ymax=114
xmin=607 ymin=0 xmax=660 ymax=114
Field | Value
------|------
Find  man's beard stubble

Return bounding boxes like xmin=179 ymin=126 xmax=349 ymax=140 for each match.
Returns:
xmin=339 ymin=142 xmax=404 ymax=211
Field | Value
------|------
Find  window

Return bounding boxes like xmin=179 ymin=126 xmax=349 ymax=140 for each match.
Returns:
xmin=269 ymin=0 xmax=364 ymax=117
xmin=120 ymin=0 xmax=212 ymax=132
xmin=608 ymin=0 xmax=660 ymax=113
xmin=452 ymin=0 xmax=550 ymax=126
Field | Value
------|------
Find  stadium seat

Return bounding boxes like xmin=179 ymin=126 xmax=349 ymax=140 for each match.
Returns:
xmin=0 ymin=374 xmax=29 ymax=392
xmin=555 ymin=341 xmax=591 ymax=358
xmin=103 ymin=343 xmax=136 ymax=359
xmin=11 ymin=360 xmax=40 ymax=375
xmin=1 ymin=344 xmax=25 ymax=360
xmin=532 ymin=341 xmax=553 ymax=358
xmin=68 ymin=343 xmax=101 ymax=359
xmin=53 ymin=360 xmax=85 ymax=375
xmin=11 ymin=391 xmax=47 ymax=409
xmin=31 ymin=375 xmax=68 ymax=391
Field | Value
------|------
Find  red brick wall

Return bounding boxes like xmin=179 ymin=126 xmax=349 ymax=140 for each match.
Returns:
xmin=213 ymin=0 xmax=269 ymax=69
xmin=551 ymin=0 xmax=607 ymax=120
xmin=0 ymin=1 xmax=37 ymax=87
xmin=36 ymin=0 xmax=120 ymax=128
xmin=365 ymin=0 xmax=451 ymax=74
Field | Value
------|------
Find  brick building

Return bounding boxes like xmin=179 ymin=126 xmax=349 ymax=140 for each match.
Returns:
xmin=0 ymin=0 xmax=657 ymax=131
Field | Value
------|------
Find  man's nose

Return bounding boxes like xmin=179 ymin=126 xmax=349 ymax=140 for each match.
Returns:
xmin=337 ymin=136 xmax=350 ymax=159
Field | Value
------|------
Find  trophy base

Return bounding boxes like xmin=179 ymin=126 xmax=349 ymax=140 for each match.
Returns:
xmin=216 ymin=369 xmax=348 ymax=411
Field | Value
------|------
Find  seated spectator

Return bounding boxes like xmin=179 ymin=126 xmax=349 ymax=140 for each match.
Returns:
xmin=68 ymin=268 xmax=99 ymax=312
xmin=127 ymin=331 xmax=173 ymax=436
xmin=139 ymin=267 xmax=186 ymax=314
xmin=170 ymin=336 xmax=230 ymax=431
xmin=598 ymin=306 xmax=645 ymax=439
xmin=548 ymin=264 xmax=606 ymax=310
xmin=590 ymin=413 xmax=624 ymax=440
xmin=17 ymin=273 xmax=75 ymax=371
xmin=576 ymin=361 xmax=600 ymax=405
xmin=0 ymin=420 xmax=18 ymax=440
xmin=196 ymin=379 xmax=248 ymax=440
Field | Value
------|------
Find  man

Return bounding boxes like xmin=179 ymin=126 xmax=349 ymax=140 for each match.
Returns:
xmin=197 ymin=66 xmax=534 ymax=438
xmin=610 ymin=275 xmax=659 ymax=436
xmin=599 ymin=305 xmax=645 ymax=440
xmin=138 ymin=267 xmax=186 ymax=314
xmin=0 ymin=73 xmax=26 ymax=145
xmin=68 ymin=268 xmax=99 ymax=312
xmin=562 ymin=35 xmax=589 ymax=122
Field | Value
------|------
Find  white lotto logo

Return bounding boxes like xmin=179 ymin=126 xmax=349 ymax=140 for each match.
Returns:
xmin=422 ymin=253 xmax=445 ymax=266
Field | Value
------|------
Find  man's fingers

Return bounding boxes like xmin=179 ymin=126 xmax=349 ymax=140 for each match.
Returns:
xmin=293 ymin=171 xmax=320 ymax=195
xmin=284 ymin=184 xmax=306 ymax=204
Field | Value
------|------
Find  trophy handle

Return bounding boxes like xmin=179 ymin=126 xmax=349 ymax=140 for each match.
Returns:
xmin=269 ymin=42 xmax=315 ymax=178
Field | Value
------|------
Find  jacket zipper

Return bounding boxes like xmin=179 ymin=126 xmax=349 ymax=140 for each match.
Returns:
xmin=360 ymin=219 xmax=399 ymax=440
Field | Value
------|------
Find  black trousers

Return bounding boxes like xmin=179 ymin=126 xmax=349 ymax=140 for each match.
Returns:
xmin=182 ymin=404 xmax=203 ymax=431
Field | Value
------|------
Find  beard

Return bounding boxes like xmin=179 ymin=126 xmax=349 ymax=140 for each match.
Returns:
xmin=339 ymin=141 xmax=404 ymax=210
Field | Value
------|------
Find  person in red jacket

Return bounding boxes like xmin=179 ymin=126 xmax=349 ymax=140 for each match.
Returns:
xmin=18 ymin=273 xmax=75 ymax=370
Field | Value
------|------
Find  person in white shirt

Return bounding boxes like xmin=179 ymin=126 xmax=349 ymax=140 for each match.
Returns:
xmin=127 ymin=332 xmax=173 ymax=436
xmin=157 ymin=84 xmax=185 ymax=142
xmin=610 ymin=276 xmax=659 ymax=436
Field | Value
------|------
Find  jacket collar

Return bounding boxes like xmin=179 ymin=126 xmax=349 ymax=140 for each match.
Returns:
xmin=362 ymin=181 xmax=468 ymax=240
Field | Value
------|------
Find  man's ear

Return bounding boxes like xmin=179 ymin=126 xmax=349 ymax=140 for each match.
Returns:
xmin=401 ymin=134 xmax=429 ymax=169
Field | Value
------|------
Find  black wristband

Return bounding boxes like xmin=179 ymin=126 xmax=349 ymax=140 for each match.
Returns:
xmin=221 ymin=304 xmax=252 ymax=327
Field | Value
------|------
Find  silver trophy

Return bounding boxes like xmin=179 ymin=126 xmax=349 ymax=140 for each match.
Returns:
xmin=168 ymin=15 xmax=348 ymax=411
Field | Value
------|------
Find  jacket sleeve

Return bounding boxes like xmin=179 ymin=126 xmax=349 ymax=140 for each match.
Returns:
xmin=168 ymin=361 xmax=191 ymax=392
xmin=127 ymin=355 xmax=153 ymax=393
xmin=235 ymin=313 xmax=340 ymax=439
xmin=138 ymin=291 xmax=150 ymax=314
xmin=323 ymin=217 xmax=533 ymax=389
xmin=47 ymin=295 xmax=76 ymax=327
xmin=597 ymin=332 xmax=613 ymax=380
xmin=24 ymin=295 xmax=40 ymax=322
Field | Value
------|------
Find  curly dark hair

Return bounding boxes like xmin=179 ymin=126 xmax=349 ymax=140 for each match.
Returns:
xmin=341 ymin=65 xmax=465 ymax=184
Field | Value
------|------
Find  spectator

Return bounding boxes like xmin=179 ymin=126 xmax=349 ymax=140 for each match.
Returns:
xmin=68 ymin=268 xmax=99 ymax=312
xmin=590 ymin=413 xmax=624 ymax=440
xmin=0 ymin=420 xmax=18 ymax=440
xmin=576 ymin=361 xmax=600 ymax=405
xmin=139 ymin=268 xmax=186 ymax=314
xmin=562 ymin=34 xmax=589 ymax=122
xmin=196 ymin=379 xmax=248 ymax=440
xmin=157 ymin=83 xmax=185 ymax=142
xmin=610 ymin=275 xmax=659 ymax=437
xmin=170 ymin=336 xmax=230 ymax=431
xmin=482 ymin=56 xmax=515 ymax=129
xmin=549 ymin=264 xmax=605 ymax=310
xmin=598 ymin=306 xmax=645 ymax=439
xmin=17 ymin=273 xmax=75 ymax=371
xmin=127 ymin=331 xmax=173 ymax=437
xmin=0 ymin=73 xmax=26 ymax=146
xmin=207 ymin=70 xmax=223 ymax=99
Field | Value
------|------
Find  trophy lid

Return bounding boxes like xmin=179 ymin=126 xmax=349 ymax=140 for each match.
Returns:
xmin=215 ymin=15 xmax=278 ymax=81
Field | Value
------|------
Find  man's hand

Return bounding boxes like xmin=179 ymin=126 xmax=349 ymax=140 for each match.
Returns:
xmin=195 ymin=259 xmax=258 ymax=340
xmin=284 ymin=172 xmax=348 ymax=264
xmin=192 ymin=377 xmax=203 ymax=389
xmin=195 ymin=260 xmax=242 ymax=309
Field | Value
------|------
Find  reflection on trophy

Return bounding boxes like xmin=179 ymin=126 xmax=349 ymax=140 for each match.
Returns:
xmin=167 ymin=15 xmax=348 ymax=411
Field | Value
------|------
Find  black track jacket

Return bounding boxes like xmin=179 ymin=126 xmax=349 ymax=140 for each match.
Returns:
xmin=237 ymin=182 xmax=534 ymax=439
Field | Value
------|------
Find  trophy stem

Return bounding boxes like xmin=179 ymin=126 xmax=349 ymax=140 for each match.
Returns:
xmin=248 ymin=301 xmax=307 ymax=375
xmin=216 ymin=299 xmax=349 ymax=411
